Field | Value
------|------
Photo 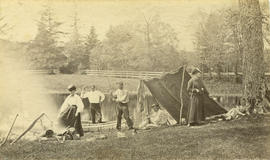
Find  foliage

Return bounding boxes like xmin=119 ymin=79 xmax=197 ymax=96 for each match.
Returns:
xmin=27 ymin=5 xmax=66 ymax=70
xmin=0 ymin=15 xmax=10 ymax=36
xmin=90 ymin=15 xmax=186 ymax=71
xmin=84 ymin=26 xmax=100 ymax=69
xmin=194 ymin=8 xmax=244 ymax=78
xmin=64 ymin=12 xmax=84 ymax=72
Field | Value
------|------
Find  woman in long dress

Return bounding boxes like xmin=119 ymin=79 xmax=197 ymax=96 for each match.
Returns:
xmin=187 ymin=68 xmax=209 ymax=126
xmin=58 ymin=85 xmax=84 ymax=137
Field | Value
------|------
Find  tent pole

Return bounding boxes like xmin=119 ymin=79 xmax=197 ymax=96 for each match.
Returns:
xmin=179 ymin=66 xmax=186 ymax=125
xmin=0 ymin=114 xmax=19 ymax=147
xmin=10 ymin=113 xmax=45 ymax=145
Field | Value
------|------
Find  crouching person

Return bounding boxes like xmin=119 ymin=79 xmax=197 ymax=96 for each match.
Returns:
xmin=57 ymin=85 xmax=84 ymax=137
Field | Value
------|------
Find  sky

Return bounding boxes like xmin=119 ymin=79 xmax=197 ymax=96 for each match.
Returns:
xmin=1 ymin=0 xmax=268 ymax=51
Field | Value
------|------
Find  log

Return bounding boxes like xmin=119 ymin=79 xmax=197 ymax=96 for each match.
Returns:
xmin=0 ymin=114 xmax=19 ymax=147
xmin=10 ymin=113 xmax=45 ymax=145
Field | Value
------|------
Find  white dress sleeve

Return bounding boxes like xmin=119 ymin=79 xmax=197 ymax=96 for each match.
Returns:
xmin=76 ymin=95 xmax=84 ymax=113
xmin=59 ymin=96 xmax=69 ymax=113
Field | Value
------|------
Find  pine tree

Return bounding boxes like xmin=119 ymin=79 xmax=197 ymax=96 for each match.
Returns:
xmin=64 ymin=11 xmax=84 ymax=71
xmin=84 ymin=26 xmax=100 ymax=69
xmin=27 ymin=5 xmax=65 ymax=71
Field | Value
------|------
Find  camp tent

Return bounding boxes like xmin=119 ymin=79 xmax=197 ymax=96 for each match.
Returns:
xmin=142 ymin=67 xmax=227 ymax=124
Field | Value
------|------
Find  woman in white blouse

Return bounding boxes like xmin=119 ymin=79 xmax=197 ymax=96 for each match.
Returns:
xmin=58 ymin=85 xmax=84 ymax=137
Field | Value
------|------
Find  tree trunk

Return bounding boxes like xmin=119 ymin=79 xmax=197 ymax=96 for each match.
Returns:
xmin=239 ymin=0 xmax=265 ymax=112
xmin=216 ymin=65 xmax=222 ymax=80
xmin=234 ymin=62 xmax=242 ymax=83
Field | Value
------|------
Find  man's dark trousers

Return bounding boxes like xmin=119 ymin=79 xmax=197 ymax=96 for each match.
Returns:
xmin=116 ymin=102 xmax=133 ymax=130
xmin=90 ymin=103 xmax=102 ymax=123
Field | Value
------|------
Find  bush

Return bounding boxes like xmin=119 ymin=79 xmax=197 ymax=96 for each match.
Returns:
xmin=59 ymin=61 xmax=78 ymax=74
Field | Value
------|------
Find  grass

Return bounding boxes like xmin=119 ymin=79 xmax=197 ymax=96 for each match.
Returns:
xmin=1 ymin=114 xmax=270 ymax=160
xmin=38 ymin=74 xmax=248 ymax=95
xmin=40 ymin=74 xmax=139 ymax=93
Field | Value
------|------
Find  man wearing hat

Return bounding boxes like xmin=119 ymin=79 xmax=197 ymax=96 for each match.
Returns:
xmin=112 ymin=82 xmax=134 ymax=130
xmin=58 ymin=84 xmax=84 ymax=137
xmin=187 ymin=68 xmax=209 ymax=126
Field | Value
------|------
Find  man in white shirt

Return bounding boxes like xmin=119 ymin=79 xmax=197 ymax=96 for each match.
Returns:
xmin=80 ymin=86 xmax=91 ymax=120
xmin=58 ymin=85 xmax=84 ymax=137
xmin=85 ymin=85 xmax=105 ymax=123
xmin=112 ymin=82 xmax=133 ymax=130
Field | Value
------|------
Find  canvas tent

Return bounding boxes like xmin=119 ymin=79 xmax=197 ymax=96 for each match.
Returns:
xmin=142 ymin=67 xmax=227 ymax=124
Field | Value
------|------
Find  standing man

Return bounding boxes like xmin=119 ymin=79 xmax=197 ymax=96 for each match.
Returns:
xmin=112 ymin=82 xmax=134 ymax=131
xmin=80 ymin=86 xmax=91 ymax=120
xmin=86 ymin=85 xmax=105 ymax=123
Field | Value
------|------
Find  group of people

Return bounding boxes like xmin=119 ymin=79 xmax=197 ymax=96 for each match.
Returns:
xmin=57 ymin=67 xmax=249 ymax=137
xmin=56 ymin=68 xmax=211 ymax=138
xmin=57 ymin=82 xmax=134 ymax=137
xmin=187 ymin=68 xmax=256 ymax=125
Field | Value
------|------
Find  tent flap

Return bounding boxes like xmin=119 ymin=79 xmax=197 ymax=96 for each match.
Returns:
xmin=143 ymin=67 xmax=227 ymax=123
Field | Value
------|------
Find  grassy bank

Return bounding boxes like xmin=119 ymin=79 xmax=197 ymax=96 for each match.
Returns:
xmin=1 ymin=114 xmax=269 ymax=160
xmin=38 ymin=74 xmax=251 ymax=95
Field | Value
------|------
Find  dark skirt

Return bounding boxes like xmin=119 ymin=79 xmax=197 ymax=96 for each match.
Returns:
xmin=188 ymin=94 xmax=205 ymax=124
xmin=58 ymin=105 xmax=84 ymax=137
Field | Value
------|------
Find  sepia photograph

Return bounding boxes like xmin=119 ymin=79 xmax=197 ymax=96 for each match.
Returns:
xmin=0 ymin=0 xmax=270 ymax=159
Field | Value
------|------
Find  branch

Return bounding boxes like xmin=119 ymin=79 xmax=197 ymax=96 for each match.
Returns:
xmin=10 ymin=113 xmax=45 ymax=145
xmin=0 ymin=114 xmax=19 ymax=147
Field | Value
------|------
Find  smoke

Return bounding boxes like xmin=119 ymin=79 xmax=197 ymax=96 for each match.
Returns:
xmin=0 ymin=52 xmax=59 ymax=138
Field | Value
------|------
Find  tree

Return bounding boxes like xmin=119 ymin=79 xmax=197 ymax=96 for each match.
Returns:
xmin=64 ymin=11 xmax=84 ymax=71
xmin=194 ymin=10 xmax=228 ymax=79
xmin=84 ymin=26 xmax=100 ymax=69
xmin=239 ymin=0 xmax=267 ymax=112
xmin=223 ymin=8 xmax=243 ymax=82
xmin=0 ymin=4 xmax=13 ymax=39
xmin=0 ymin=16 xmax=8 ymax=36
xmin=89 ymin=15 xmax=184 ymax=71
xmin=27 ymin=5 xmax=66 ymax=71
xmin=144 ymin=15 xmax=183 ymax=71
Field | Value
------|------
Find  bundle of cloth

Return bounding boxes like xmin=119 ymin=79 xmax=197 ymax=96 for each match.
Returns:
xmin=39 ymin=127 xmax=80 ymax=142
